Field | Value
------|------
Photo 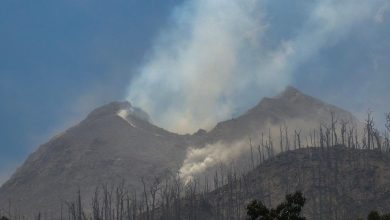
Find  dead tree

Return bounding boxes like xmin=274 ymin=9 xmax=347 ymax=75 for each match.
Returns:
xmin=365 ymin=111 xmax=375 ymax=150
xmin=261 ymin=132 xmax=266 ymax=162
xmin=330 ymin=112 xmax=338 ymax=146
xmin=385 ymin=113 xmax=390 ymax=152
xmin=295 ymin=130 xmax=302 ymax=149
xmin=268 ymin=128 xmax=274 ymax=157
xmin=249 ymin=137 xmax=255 ymax=169
xmin=280 ymin=125 xmax=284 ymax=153
xmin=115 ymin=181 xmax=125 ymax=220
xmin=77 ymin=190 xmax=82 ymax=220
xmin=92 ymin=187 xmax=101 ymax=220
xmin=340 ymin=120 xmax=348 ymax=146
xmin=374 ymin=129 xmax=382 ymax=151
xmin=141 ymin=178 xmax=150 ymax=220
xmin=284 ymin=125 xmax=290 ymax=151
xmin=257 ymin=143 xmax=262 ymax=166
xmin=150 ymin=177 xmax=161 ymax=220
xmin=261 ymin=132 xmax=265 ymax=161
xmin=131 ymin=191 xmax=138 ymax=220
xmin=173 ymin=174 xmax=182 ymax=220
xmin=386 ymin=113 xmax=390 ymax=132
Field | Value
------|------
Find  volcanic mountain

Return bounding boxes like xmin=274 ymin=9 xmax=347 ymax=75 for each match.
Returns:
xmin=203 ymin=86 xmax=357 ymax=144
xmin=0 ymin=86 xmax=358 ymax=218
xmin=0 ymin=102 xmax=190 ymax=217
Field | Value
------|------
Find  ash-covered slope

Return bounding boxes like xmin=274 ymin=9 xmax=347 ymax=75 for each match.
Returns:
xmin=160 ymin=147 xmax=390 ymax=220
xmin=202 ymin=146 xmax=390 ymax=220
xmin=203 ymin=86 xmax=357 ymax=144
xmin=0 ymin=102 xmax=189 ymax=217
xmin=0 ymin=86 xmax=359 ymax=218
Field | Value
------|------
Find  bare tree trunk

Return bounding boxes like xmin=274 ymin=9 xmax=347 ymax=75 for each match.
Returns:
xmin=331 ymin=112 xmax=338 ymax=146
xmin=77 ymin=190 xmax=82 ymax=220
xmin=150 ymin=177 xmax=160 ymax=220
xmin=141 ymin=178 xmax=150 ymax=220
xmin=284 ymin=125 xmax=289 ymax=151
xmin=365 ymin=111 xmax=374 ymax=150
xmin=280 ymin=125 xmax=284 ymax=153
xmin=340 ymin=120 xmax=348 ymax=147
xmin=268 ymin=128 xmax=274 ymax=157
xmin=249 ymin=137 xmax=255 ymax=169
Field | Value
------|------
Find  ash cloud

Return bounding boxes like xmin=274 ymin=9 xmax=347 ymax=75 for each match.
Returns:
xmin=126 ymin=0 xmax=387 ymax=134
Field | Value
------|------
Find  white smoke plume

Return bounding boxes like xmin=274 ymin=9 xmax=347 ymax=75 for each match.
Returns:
xmin=126 ymin=0 xmax=386 ymax=134
xmin=179 ymin=115 xmax=361 ymax=182
xmin=179 ymin=140 xmax=250 ymax=183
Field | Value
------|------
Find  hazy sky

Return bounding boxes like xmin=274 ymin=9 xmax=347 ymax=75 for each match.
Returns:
xmin=0 ymin=0 xmax=389 ymax=184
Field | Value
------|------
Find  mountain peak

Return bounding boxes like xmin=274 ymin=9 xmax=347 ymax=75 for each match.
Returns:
xmin=252 ymin=86 xmax=305 ymax=110
xmin=87 ymin=101 xmax=150 ymax=122
xmin=276 ymin=86 xmax=304 ymax=100
xmin=87 ymin=101 xmax=131 ymax=119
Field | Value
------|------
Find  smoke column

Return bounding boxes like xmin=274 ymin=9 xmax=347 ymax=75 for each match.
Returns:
xmin=126 ymin=0 xmax=386 ymax=134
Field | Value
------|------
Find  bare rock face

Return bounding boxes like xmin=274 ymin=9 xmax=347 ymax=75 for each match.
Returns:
xmin=0 ymin=86 xmax=359 ymax=218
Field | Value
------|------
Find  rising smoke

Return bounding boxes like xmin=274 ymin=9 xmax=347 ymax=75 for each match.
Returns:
xmin=179 ymin=140 xmax=250 ymax=183
xmin=126 ymin=0 xmax=386 ymax=134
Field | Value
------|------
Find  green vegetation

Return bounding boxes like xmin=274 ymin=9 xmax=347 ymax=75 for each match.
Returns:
xmin=362 ymin=210 xmax=390 ymax=220
xmin=246 ymin=191 xmax=306 ymax=220
xmin=246 ymin=192 xmax=390 ymax=220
